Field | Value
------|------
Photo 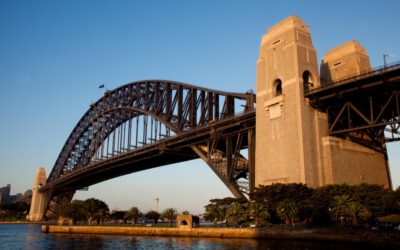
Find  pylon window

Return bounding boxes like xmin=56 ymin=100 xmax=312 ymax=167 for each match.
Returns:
xmin=274 ymin=79 xmax=282 ymax=96
xmin=303 ymin=71 xmax=313 ymax=91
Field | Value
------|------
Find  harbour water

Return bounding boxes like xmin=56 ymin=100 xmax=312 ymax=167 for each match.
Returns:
xmin=0 ymin=224 xmax=388 ymax=250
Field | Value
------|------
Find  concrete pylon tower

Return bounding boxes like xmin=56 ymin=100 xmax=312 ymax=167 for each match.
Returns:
xmin=27 ymin=167 xmax=47 ymax=221
xmin=255 ymin=16 xmax=390 ymax=188
xmin=255 ymin=16 xmax=326 ymax=187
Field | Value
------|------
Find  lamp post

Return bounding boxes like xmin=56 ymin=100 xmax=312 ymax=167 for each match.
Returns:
xmin=383 ymin=54 xmax=389 ymax=70
xmin=155 ymin=198 xmax=159 ymax=212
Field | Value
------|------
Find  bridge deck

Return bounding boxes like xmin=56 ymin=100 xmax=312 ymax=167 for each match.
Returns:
xmin=305 ymin=61 xmax=400 ymax=110
xmin=41 ymin=111 xmax=255 ymax=195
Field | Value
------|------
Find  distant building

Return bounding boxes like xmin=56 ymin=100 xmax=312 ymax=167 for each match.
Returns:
xmin=0 ymin=184 xmax=32 ymax=205
xmin=0 ymin=184 xmax=11 ymax=205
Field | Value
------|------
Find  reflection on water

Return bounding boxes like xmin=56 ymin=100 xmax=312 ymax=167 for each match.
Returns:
xmin=0 ymin=224 xmax=391 ymax=250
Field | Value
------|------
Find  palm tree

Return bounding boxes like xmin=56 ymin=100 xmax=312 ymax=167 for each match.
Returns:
xmin=162 ymin=208 xmax=177 ymax=226
xmin=276 ymin=200 xmax=298 ymax=225
xmin=346 ymin=201 xmax=370 ymax=225
xmin=125 ymin=207 xmax=141 ymax=225
xmin=330 ymin=194 xmax=353 ymax=223
xmin=225 ymin=202 xmax=245 ymax=226
xmin=204 ymin=205 xmax=224 ymax=224
xmin=248 ymin=202 xmax=270 ymax=227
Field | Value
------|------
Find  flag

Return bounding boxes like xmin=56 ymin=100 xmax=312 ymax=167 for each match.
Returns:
xmin=99 ymin=84 xmax=105 ymax=89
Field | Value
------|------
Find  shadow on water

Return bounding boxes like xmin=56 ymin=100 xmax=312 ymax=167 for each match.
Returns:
xmin=0 ymin=224 xmax=394 ymax=250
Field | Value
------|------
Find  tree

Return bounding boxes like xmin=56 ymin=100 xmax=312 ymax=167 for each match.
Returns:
xmin=250 ymin=183 xmax=313 ymax=223
xmin=383 ymin=187 xmax=400 ymax=214
xmin=330 ymin=195 xmax=352 ymax=223
xmin=225 ymin=202 xmax=245 ymax=226
xmin=330 ymin=195 xmax=370 ymax=225
xmin=124 ymin=207 xmax=141 ymax=225
xmin=248 ymin=202 xmax=270 ymax=227
xmin=204 ymin=204 xmax=224 ymax=224
xmin=204 ymin=197 xmax=246 ymax=224
xmin=310 ymin=184 xmax=354 ymax=225
xmin=145 ymin=210 xmax=160 ymax=224
xmin=161 ymin=208 xmax=177 ymax=226
xmin=276 ymin=200 xmax=298 ymax=225
xmin=346 ymin=201 xmax=370 ymax=225
xmin=110 ymin=210 xmax=127 ymax=223
xmin=56 ymin=200 xmax=86 ymax=224
xmin=0 ymin=201 xmax=30 ymax=221
xmin=82 ymin=198 xmax=109 ymax=225
xmin=352 ymin=183 xmax=388 ymax=217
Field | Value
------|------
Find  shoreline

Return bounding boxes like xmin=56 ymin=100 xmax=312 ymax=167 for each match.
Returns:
xmin=0 ymin=221 xmax=55 ymax=225
xmin=41 ymin=225 xmax=400 ymax=248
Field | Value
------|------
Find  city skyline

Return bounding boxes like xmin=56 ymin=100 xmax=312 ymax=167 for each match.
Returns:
xmin=1 ymin=0 xmax=399 ymax=214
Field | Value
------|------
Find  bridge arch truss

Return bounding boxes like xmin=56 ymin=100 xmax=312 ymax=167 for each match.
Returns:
xmin=42 ymin=80 xmax=256 ymax=217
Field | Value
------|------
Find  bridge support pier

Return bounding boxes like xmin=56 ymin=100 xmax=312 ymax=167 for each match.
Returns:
xmin=27 ymin=167 xmax=47 ymax=222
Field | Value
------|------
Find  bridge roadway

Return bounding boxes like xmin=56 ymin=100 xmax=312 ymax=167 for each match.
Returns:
xmin=41 ymin=110 xmax=255 ymax=196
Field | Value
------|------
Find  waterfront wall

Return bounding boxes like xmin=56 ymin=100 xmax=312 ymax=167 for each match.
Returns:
xmin=42 ymin=225 xmax=399 ymax=248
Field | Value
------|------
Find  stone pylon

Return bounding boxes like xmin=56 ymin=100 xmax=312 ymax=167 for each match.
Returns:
xmin=27 ymin=167 xmax=47 ymax=221
xmin=255 ymin=16 xmax=326 ymax=187
xmin=255 ymin=16 xmax=390 ymax=188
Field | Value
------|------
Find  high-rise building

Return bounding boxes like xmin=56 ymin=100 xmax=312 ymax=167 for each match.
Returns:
xmin=0 ymin=184 xmax=11 ymax=205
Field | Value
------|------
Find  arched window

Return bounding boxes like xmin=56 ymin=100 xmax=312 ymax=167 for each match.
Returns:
xmin=274 ymin=79 xmax=282 ymax=96
xmin=303 ymin=71 xmax=313 ymax=91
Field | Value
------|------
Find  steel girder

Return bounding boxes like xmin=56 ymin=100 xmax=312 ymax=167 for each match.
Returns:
xmin=305 ymin=62 xmax=400 ymax=150
xmin=42 ymin=80 xmax=255 ymax=218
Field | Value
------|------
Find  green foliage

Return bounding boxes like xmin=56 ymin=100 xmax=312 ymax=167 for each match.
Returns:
xmin=145 ymin=210 xmax=160 ymax=224
xmin=225 ymin=202 xmax=245 ymax=226
xmin=352 ymin=183 xmax=388 ymax=217
xmin=56 ymin=200 xmax=86 ymax=223
xmin=124 ymin=207 xmax=141 ymax=224
xmin=161 ymin=208 xmax=177 ymax=226
xmin=347 ymin=201 xmax=370 ymax=225
xmin=204 ymin=197 xmax=245 ymax=224
xmin=330 ymin=194 xmax=353 ymax=222
xmin=56 ymin=198 xmax=109 ymax=225
xmin=205 ymin=183 xmax=394 ymax=227
xmin=251 ymin=183 xmax=313 ymax=207
xmin=83 ymin=198 xmax=109 ymax=225
xmin=0 ymin=201 xmax=29 ymax=221
xmin=110 ymin=210 xmax=127 ymax=223
xmin=310 ymin=184 xmax=362 ymax=225
xmin=248 ymin=202 xmax=270 ymax=227
xmin=382 ymin=187 xmax=400 ymax=214
xmin=251 ymin=183 xmax=313 ymax=223
xmin=330 ymin=195 xmax=370 ymax=225
xmin=276 ymin=200 xmax=298 ymax=225
xmin=204 ymin=204 xmax=224 ymax=224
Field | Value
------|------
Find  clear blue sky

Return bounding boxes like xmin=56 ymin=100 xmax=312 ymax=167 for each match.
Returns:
xmin=0 ymin=0 xmax=399 ymax=214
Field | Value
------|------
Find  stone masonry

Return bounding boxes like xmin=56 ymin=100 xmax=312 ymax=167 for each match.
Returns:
xmin=255 ymin=16 xmax=390 ymax=188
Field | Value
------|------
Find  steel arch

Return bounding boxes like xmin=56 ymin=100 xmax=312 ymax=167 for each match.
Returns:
xmin=42 ymin=80 xmax=256 ymax=217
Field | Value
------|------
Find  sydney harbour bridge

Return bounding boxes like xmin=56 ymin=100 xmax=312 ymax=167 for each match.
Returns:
xmin=40 ymin=80 xmax=257 ymax=216
xmin=31 ymin=61 xmax=400 ymax=218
